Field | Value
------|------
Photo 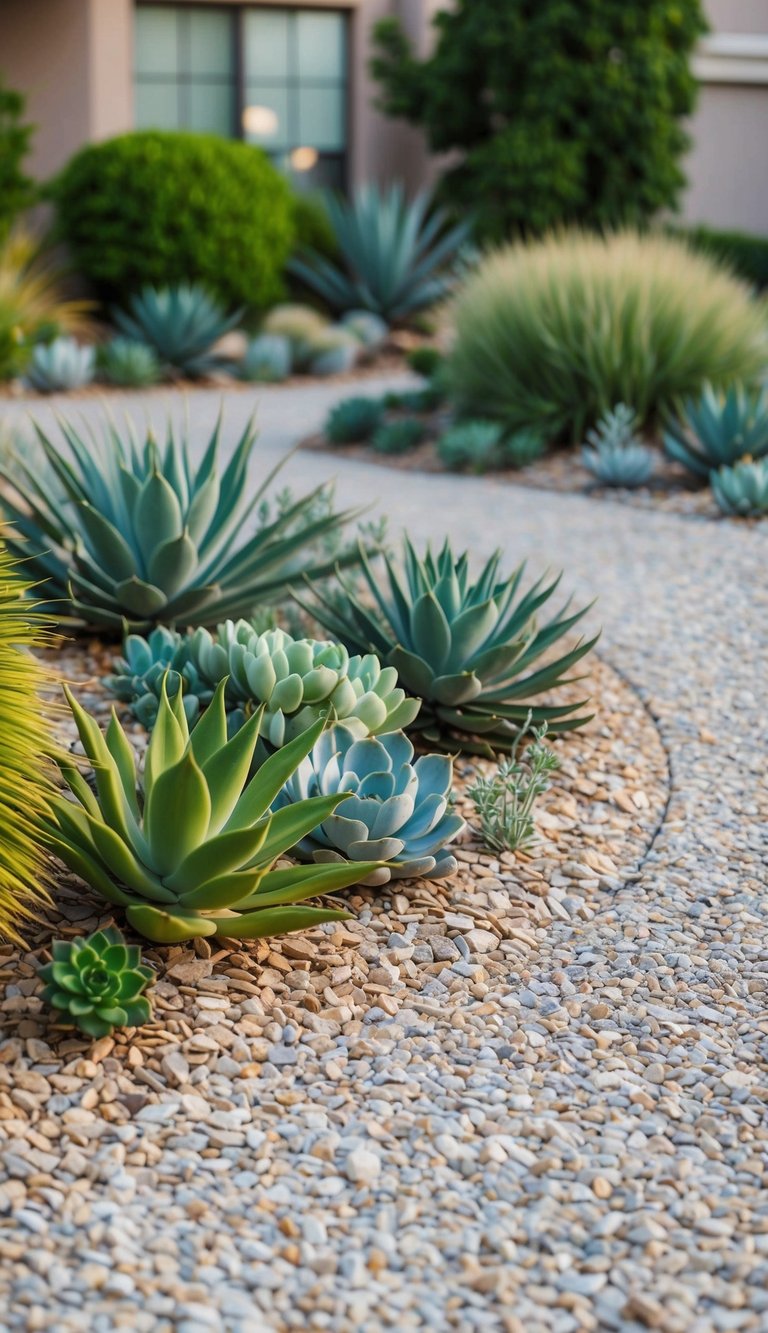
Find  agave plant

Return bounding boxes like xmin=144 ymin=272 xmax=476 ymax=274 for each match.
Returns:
xmin=710 ymin=457 xmax=768 ymax=517
xmin=25 ymin=336 xmax=95 ymax=392
xmin=0 ymin=543 xmax=56 ymax=944
xmin=99 ymin=337 xmax=160 ymax=388
xmin=44 ymin=680 xmax=381 ymax=944
xmin=289 ymin=185 xmax=472 ymax=323
xmin=0 ymin=412 xmax=366 ymax=632
xmin=39 ymin=927 xmax=153 ymax=1038
xmin=582 ymin=404 xmax=654 ymax=487
xmin=239 ymin=333 xmax=292 ymax=383
xmin=326 ymin=397 xmax=384 ymax=445
xmin=297 ymin=538 xmax=598 ymax=754
xmin=113 ymin=284 xmax=241 ymax=378
xmin=437 ymin=421 xmax=504 ymax=473
xmin=664 ymin=384 xmax=768 ymax=478
xmin=274 ymin=723 xmax=464 ymax=886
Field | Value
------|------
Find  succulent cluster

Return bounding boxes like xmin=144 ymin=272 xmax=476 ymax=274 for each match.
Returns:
xmin=98 ymin=337 xmax=159 ymax=387
xmin=39 ymin=927 xmax=153 ymax=1038
xmin=437 ymin=420 xmax=504 ymax=473
xmin=710 ymin=457 xmax=768 ymax=517
xmin=341 ymin=310 xmax=388 ymax=356
xmin=325 ymin=396 xmax=384 ymax=445
xmin=239 ymin=333 xmax=292 ymax=383
xmin=372 ymin=418 xmax=426 ymax=455
xmin=582 ymin=404 xmax=654 ymax=488
xmin=25 ymin=336 xmax=95 ymax=392
xmin=664 ymin=384 xmax=768 ymax=478
xmin=275 ymin=723 xmax=464 ymax=885
xmin=113 ymin=283 xmax=240 ymax=378
xmin=298 ymin=537 xmax=597 ymax=754
xmin=260 ymin=304 xmax=367 ymax=378
xmin=45 ymin=681 xmax=380 ymax=944
xmin=0 ymin=413 xmax=365 ymax=632
xmin=105 ymin=622 xmax=420 ymax=746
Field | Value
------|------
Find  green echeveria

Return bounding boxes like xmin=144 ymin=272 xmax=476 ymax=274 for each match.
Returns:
xmin=274 ymin=723 xmax=464 ymax=886
xmin=297 ymin=537 xmax=598 ymax=755
xmin=39 ymin=926 xmax=153 ymax=1038
xmin=710 ymin=456 xmax=768 ymax=517
xmin=44 ymin=678 xmax=381 ymax=944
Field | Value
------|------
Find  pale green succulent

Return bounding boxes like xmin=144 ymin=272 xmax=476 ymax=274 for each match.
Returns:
xmin=437 ymin=420 xmax=504 ymax=473
xmin=239 ymin=334 xmax=292 ymax=383
xmin=25 ymin=336 xmax=95 ymax=392
xmin=274 ymin=723 xmax=464 ymax=886
xmin=341 ymin=310 xmax=389 ymax=355
xmin=44 ymin=679 xmax=380 ymax=944
xmin=306 ymin=327 xmax=359 ymax=377
xmin=0 ymin=412 xmax=366 ymax=632
xmin=261 ymin=304 xmax=328 ymax=371
xmin=664 ymin=383 xmax=768 ymax=478
xmin=582 ymin=404 xmax=654 ymax=488
xmin=710 ymin=456 xmax=768 ymax=516
xmin=186 ymin=623 xmax=421 ymax=748
xmin=297 ymin=537 xmax=598 ymax=754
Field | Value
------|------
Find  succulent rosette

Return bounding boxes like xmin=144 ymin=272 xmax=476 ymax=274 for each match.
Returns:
xmin=39 ymin=927 xmax=153 ymax=1038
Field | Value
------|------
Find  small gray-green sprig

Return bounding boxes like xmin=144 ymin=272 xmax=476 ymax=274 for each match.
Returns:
xmin=467 ymin=716 xmax=560 ymax=854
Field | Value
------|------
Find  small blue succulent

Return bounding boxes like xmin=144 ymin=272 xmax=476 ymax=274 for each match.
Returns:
xmin=102 ymin=626 xmax=209 ymax=727
xmin=274 ymin=723 xmax=464 ymax=885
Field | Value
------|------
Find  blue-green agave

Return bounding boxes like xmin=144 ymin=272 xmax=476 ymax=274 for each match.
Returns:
xmin=0 ymin=412 xmax=366 ymax=632
xmin=274 ymin=723 xmax=464 ymax=886
xmin=297 ymin=538 xmax=598 ymax=754
xmin=710 ymin=456 xmax=768 ymax=517
xmin=582 ymin=405 xmax=653 ymax=488
xmin=664 ymin=383 xmax=768 ymax=478
xmin=113 ymin=283 xmax=241 ymax=378
xmin=43 ymin=680 xmax=381 ymax=944
xmin=25 ymin=336 xmax=95 ymax=392
xmin=39 ymin=927 xmax=153 ymax=1038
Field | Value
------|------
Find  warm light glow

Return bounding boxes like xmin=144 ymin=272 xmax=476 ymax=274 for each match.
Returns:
xmin=242 ymin=105 xmax=279 ymax=137
xmin=290 ymin=146 xmax=319 ymax=172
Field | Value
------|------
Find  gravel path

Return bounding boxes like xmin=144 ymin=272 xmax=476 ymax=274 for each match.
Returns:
xmin=1 ymin=379 xmax=767 ymax=1332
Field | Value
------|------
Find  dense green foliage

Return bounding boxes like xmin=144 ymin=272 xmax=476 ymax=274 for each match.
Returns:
xmin=45 ymin=681 xmax=378 ymax=943
xmin=450 ymin=233 xmax=768 ymax=441
xmin=0 ymin=78 xmax=36 ymax=238
xmin=298 ymin=538 xmax=597 ymax=754
xmin=371 ymin=1 xmax=706 ymax=240
xmin=675 ymin=226 xmax=768 ymax=292
xmin=51 ymin=132 xmax=294 ymax=309
xmin=275 ymin=723 xmax=463 ymax=885
xmin=0 ymin=413 xmax=367 ymax=633
xmin=39 ymin=928 xmax=153 ymax=1038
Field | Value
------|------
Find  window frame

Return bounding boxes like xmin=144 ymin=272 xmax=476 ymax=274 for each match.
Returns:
xmin=134 ymin=1 xmax=351 ymax=191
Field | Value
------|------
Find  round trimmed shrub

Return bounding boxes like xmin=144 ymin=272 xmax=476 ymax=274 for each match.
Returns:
xmin=50 ymin=131 xmax=295 ymax=310
xmin=450 ymin=231 xmax=768 ymax=442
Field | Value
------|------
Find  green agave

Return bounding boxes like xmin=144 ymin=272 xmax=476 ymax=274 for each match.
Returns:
xmin=710 ymin=456 xmax=768 ymax=517
xmin=0 ymin=412 xmax=365 ymax=633
xmin=39 ymin=926 xmax=153 ymax=1038
xmin=113 ymin=283 xmax=241 ymax=378
xmin=664 ymin=383 xmax=768 ymax=478
xmin=44 ymin=679 xmax=380 ymax=944
xmin=297 ymin=538 xmax=598 ymax=754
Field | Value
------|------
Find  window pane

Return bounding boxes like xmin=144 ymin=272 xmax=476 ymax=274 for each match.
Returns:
xmin=188 ymin=10 xmax=233 ymax=78
xmin=244 ymin=11 xmax=290 ymax=81
xmin=297 ymin=86 xmax=345 ymax=152
xmin=243 ymin=85 xmax=291 ymax=150
xmin=135 ymin=81 xmax=180 ymax=130
xmin=296 ymin=12 xmax=345 ymax=81
xmin=135 ymin=8 xmax=179 ymax=77
xmin=187 ymin=82 xmax=234 ymax=137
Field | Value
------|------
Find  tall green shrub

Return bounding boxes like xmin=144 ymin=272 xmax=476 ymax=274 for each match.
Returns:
xmin=0 ymin=78 xmax=36 ymax=238
xmin=50 ymin=131 xmax=295 ymax=309
xmin=371 ymin=1 xmax=706 ymax=240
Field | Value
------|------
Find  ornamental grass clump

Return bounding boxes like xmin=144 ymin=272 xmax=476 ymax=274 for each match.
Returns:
xmin=0 ymin=412 xmax=366 ymax=632
xmin=274 ymin=723 xmax=464 ymax=886
xmin=44 ymin=679 xmax=381 ymax=944
xmin=39 ymin=927 xmax=153 ymax=1038
xmin=450 ymin=232 xmax=768 ymax=441
xmin=298 ymin=537 xmax=597 ymax=754
xmin=0 ymin=543 xmax=56 ymax=943
xmin=467 ymin=719 xmax=560 ymax=854
xmin=663 ymin=383 xmax=768 ymax=478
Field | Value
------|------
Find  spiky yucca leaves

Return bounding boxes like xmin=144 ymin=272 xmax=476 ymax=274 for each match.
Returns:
xmin=44 ymin=680 xmax=381 ymax=944
xmin=298 ymin=539 xmax=598 ymax=755
xmin=0 ymin=412 xmax=366 ymax=633
xmin=710 ymin=457 xmax=768 ymax=517
xmin=39 ymin=927 xmax=153 ymax=1038
xmin=275 ymin=723 xmax=464 ymax=886
xmin=0 ymin=543 xmax=55 ymax=943
xmin=113 ymin=284 xmax=241 ymax=378
xmin=663 ymin=383 xmax=768 ymax=478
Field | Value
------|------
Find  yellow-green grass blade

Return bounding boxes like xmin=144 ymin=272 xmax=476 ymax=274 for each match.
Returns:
xmin=125 ymin=903 xmax=218 ymax=943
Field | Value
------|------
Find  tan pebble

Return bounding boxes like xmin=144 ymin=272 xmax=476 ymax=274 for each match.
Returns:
xmin=279 ymin=1216 xmax=301 ymax=1238
xmin=367 ymin=1248 xmax=388 ymax=1274
xmin=592 ymin=1177 xmax=612 ymax=1199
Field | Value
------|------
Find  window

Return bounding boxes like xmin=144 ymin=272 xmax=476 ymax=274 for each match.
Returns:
xmin=134 ymin=5 xmax=348 ymax=190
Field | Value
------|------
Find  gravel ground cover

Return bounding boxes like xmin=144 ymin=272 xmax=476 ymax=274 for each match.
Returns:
xmin=0 ymin=378 xmax=767 ymax=1332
